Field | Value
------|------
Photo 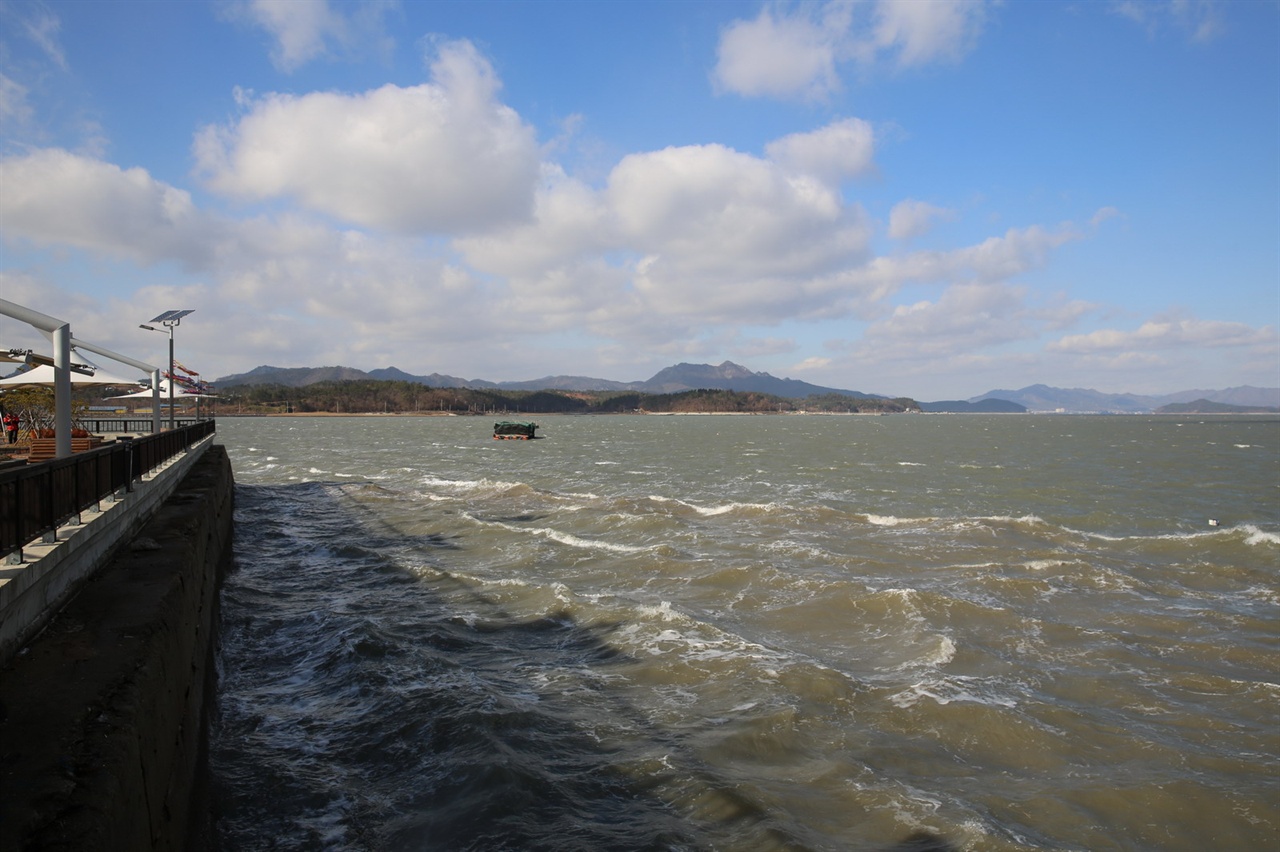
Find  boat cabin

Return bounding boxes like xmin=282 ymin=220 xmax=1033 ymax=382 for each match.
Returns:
xmin=493 ymin=421 xmax=538 ymax=440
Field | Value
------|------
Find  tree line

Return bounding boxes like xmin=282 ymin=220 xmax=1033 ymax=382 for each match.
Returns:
xmin=215 ymin=380 xmax=920 ymax=415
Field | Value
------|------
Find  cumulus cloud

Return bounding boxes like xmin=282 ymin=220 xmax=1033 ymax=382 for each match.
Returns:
xmin=0 ymin=25 xmax=1139 ymax=389
xmin=871 ymin=0 xmax=990 ymax=67
xmin=606 ymin=142 xmax=871 ymax=321
xmin=455 ymin=131 xmax=878 ymax=345
xmin=193 ymin=39 xmax=540 ymax=234
xmin=714 ymin=0 xmax=993 ymax=101
xmin=838 ymin=224 xmax=1081 ymax=301
xmin=855 ymin=282 xmax=1035 ymax=361
xmin=224 ymin=0 xmax=396 ymax=71
xmin=888 ymin=199 xmax=953 ymax=239
xmin=0 ymin=148 xmax=222 ymax=266
xmin=455 ymin=165 xmax=610 ymax=278
xmin=765 ymin=118 xmax=876 ymax=183
xmin=1049 ymin=317 xmax=1273 ymax=353
xmin=713 ymin=6 xmax=843 ymax=100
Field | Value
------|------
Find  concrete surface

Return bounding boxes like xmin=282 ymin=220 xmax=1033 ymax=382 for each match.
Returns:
xmin=0 ymin=444 xmax=234 ymax=851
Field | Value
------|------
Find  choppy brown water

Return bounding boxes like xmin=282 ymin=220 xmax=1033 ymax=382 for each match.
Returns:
xmin=210 ymin=414 xmax=1279 ymax=850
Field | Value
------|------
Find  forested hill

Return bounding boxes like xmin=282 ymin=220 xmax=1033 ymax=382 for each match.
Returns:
xmin=215 ymin=380 xmax=920 ymax=415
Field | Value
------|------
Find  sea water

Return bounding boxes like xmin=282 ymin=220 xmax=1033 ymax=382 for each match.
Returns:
xmin=208 ymin=414 xmax=1279 ymax=851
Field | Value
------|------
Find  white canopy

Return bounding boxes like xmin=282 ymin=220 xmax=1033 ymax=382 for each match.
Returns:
xmin=110 ymin=381 xmax=216 ymax=399
xmin=0 ymin=363 xmax=146 ymax=387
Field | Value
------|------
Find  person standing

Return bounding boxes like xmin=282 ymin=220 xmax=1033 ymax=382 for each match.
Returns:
xmin=3 ymin=410 xmax=19 ymax=444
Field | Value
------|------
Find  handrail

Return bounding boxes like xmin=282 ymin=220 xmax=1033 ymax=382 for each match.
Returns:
xmin=0 ymin=421 xmax=216 ymax=562
xmin=70 ymin=417 xmax=210 ymax=434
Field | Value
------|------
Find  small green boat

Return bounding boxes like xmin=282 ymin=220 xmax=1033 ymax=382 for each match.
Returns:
xmin=493 ymin=421 xmax=539 ymax=440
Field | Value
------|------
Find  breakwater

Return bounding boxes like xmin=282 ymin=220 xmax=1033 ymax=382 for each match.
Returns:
xmin=0 ymin=444 xmax=234 ymax=850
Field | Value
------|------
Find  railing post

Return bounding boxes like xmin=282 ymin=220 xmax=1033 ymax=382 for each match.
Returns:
xmin=124 ymin=438 xmax=136 ymax=492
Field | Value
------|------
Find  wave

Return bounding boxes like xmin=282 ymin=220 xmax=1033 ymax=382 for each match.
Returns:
xmin=468 ymin=513 xmax=650 ymax=554
xmin=862 ymin=513 xmax=927 ymax=527
xmin=647 ymin=495 xmax=782 ymax=517
xmin=419 ymin=473 xmax=526 ymax=494
xmin=888 ymin=673 xmax=1019 ymax=709
xmin=1059 ymin=522 xmax=1280 ymax=547
xmin=1240 ymin=524 xmax=1280 ymax=546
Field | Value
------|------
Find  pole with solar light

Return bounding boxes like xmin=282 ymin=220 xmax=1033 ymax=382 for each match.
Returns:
xmin=139 ymin=310 xmax=193 ymax=429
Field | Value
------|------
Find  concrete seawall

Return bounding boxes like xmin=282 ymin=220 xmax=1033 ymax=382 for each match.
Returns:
xmin=0 ymin=444 xmax=234 ymax=850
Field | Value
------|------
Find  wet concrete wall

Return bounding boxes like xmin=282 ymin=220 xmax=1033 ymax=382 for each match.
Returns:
xmin=0 ymin=444 xmax=234 ymax=851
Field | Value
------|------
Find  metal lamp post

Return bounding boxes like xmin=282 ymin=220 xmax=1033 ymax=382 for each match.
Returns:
xmin=140 ymin=309 xmax=193 ymax=429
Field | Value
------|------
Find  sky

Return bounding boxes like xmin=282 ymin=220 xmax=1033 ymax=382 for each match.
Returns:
xmin=0 ymin=0 xmax=1277 ymax=400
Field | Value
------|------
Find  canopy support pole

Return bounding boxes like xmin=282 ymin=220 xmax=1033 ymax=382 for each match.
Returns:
xmin=0 ymin=298 xmax=73 ymax=458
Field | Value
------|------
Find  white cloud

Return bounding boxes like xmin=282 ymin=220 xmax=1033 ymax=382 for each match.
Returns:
xmin=1112 ymin=0 xmax=1225 ymax=43
xmin=1049 ymin=317 xmax=1274 ymax=354
xmin=0 ymin=148 xmax=221 ymax=266
xmin=193 ymin=39 xmax=540 ymax=234
xmin=871 ymin=0 xmax=990 ymax=67
xmin=765 ymin=118 xmax=876 ymax=183
xmin=1090 ymin=206 xmax=1122 ymax=227
xmin=714 ymin=0 xmax=993 ymax=101
xmin=16 ymin=4 xmax=68 ymax=71
xmin=0 ymin=131 xmax=1094 ymax=385
xmin=454 ymin=164 xmax=610 ymax=278
xmin=225 ymin=0 xmax=396 ymax=72
xmin=837 ymin=224 xmax=1082 ymax=303
xmin=714 ymin=7 xmax=842 ymax=101
xmin=956 ymin=225 xmax=1080 ymax=281
xmin=888 ymin=199 xmax=953 ymax=240
xmin=855 ymin=282 xmax=1035 ymax=362
xmin=0 ymin=73 xmax=32 ymax=127
xmin=791 ymin=355 xmax=833 ymax=372
xmin=606 ymin=142 xmax=871 ymax=321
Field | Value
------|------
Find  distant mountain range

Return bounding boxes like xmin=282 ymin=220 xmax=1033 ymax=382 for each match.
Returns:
xmin=971 ymin=383 xmax=1280 ymax=413
xmin=920 ymin=398 xmax=1028 ymax=413
xmin=213 ymin=363 xmax=1278 ymax=413
xmin=217 ymin=361 xmax=883 ymax=400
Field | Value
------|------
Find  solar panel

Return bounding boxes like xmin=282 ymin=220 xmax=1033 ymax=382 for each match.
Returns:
xmin=150 ymin=309 xmax=194 ymax=323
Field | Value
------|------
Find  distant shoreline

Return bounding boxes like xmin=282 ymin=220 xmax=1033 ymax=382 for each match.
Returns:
xmin=209 ymin=410 xmax=1280 ymax=418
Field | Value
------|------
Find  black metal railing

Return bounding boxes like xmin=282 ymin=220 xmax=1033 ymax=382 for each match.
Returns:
xmin=74 ymin=417 xmax=210 ymax=434
xmin=0 ymin=420 xmax=215 ymax=561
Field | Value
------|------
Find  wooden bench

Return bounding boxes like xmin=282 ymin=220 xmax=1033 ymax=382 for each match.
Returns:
xmin=26 ymin=436 xmax=106 ymax=463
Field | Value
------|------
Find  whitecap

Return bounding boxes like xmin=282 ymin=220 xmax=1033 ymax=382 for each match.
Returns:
xmin=923 ymin=635 xmax=957 ymax=667
xmin=864 ymin=513 xmax=924 ymax=526
xmin=888 ymin=676 xmax=1017 ymax=709
xmin=1023 ymin=558 xmax=1071 ymax=571
xmin=537 ymin=527 xmax=648 ymax=553
xmin=647 ymin=495 xmax=779 ymax=516
xmin=1241 ymin=525 xmax=1280 ymax=546
xmin=635 ymin=600 xmax=688 ymax=622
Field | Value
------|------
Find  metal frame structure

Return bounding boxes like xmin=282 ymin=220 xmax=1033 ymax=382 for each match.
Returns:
xmin=1 ymin=298 xmax=164 ymax=458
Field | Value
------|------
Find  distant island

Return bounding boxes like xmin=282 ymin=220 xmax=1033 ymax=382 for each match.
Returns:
xmin=1154 ymin=399 xmax=1279 ymax=414
xmin=207 ymin=361 xmax=1278 ymax=416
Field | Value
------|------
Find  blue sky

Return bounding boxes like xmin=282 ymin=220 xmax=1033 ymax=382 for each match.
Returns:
xmin=1 ymin=0 xmax=1276 ymax=399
